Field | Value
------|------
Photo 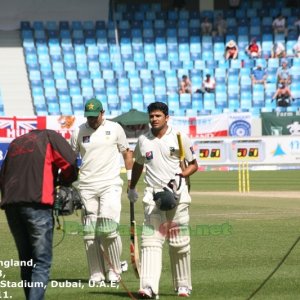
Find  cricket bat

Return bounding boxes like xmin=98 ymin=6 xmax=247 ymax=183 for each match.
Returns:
xmin=130 ymin=202 xmax=140 ymax=278
xmin=177 ymin=132 xmax=191 ymax=192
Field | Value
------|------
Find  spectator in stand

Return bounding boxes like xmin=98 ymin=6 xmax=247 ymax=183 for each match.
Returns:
xmin=196 ymin=74 xmax=216 ymax=93
xmin=251 ymin=64 xmax=268 ymax=87
xmin=179 ymin=75 xmax=192 ymax=94
xmin=225 ymin=40 xmax=238 ymax=60
xmin=246 ymin=38 xmax=262 ymax=58
xmin=272 ymin=81 xmax=294 ymax=107
xmin=276 ymin=59 xmax=291 ymax=86
xmin=294 ymin=16 xmax=300 ymax=33
xmin=293 ymin=36 xmax=300 ymax=57
xmin=271 ymin=42 xmax=286 ymax=58
xmin=213 ymin=13 xmax=227 ymax=36
xmin=272 ymin=14 xmax=288 ymax=36
xmin=201 ymin=17 xmax=213 ymax=35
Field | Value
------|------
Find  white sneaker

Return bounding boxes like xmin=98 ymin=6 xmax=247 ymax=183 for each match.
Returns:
xmin=89 ymin=273 xmax=105 ymax=284
xmin=138 ymin=286 xmax=154 ymax=299
xmin=106 ymin=270 xmax=121 ymax=283
xmin=177 ymin=287 xmax=191 ymax=297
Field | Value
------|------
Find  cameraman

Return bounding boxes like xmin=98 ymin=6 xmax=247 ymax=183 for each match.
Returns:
xmin=0 ymin=129 xmax=78 ymax=300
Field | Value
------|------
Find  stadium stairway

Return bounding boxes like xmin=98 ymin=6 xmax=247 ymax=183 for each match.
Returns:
xmin=0 ymin=30 xmax=33 ymax=116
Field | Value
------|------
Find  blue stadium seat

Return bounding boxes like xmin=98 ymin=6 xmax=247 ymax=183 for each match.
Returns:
xmin=265 ymin=83 xmax=276 ymax=99
xmin=33 ymin=94 xmax=46 ymax=106
xmin=255 ymin=58 xmax=267 ymax=68
xmin=290 ymin=83 xmax=300 ymax=99
xmin=166 ymin=77 xmax=178 ymax=94
xmin=127 ymin=70 xmax=139 ymax=79
xmin=240 ymin=91 xmax=253 ymax=109
xmin=145 ymin=52 xmax=156 ymax=63
xmin=214 ymin=43 xmax=225 ymax=60
xmin=203 ymin=93 xmax=216 ymax=110
xmin=132 ymin=94 xmax=144 ymax=111
xmin=238 ymin=26 xmax=249 ymax=35
xmin=48 ymin=102 xmax=60 ymax=115
xmin=217 ymin=60 xmax=228 ymax=69
xmin=154 ymin=85 xmax=166 ymax=96
xmin=130 ymin=78 xmax=142 ymax=93
xmin=143 ymin=93 xmax=155 ymax=108
xmin=145 ymin=10 xmax=156 ymax=21
xmin=93 ymin=78 xmax=105 ymax=93
xmin=72 ymin=102 xmax=84 ymax=115
xmin=134 ymin=61 xmax=146 ymax=71
xmin=215 ymin=91 xmax=227 ymax=108
xmin=60 ymin=101 xmax=73 ymax=115
xmin=159 ymin=60 xmax=170 ymax=71
xmin=192 ymin=93 xmax=203 ymax=111
xmin=35 ymin=103 xmax=48 ymax=115
xmin=168 ymin=51 xmax=179 ymax=62
xmin=140 ymin=69 xmax=152 ymax=80
xmin=179 ymin=94 xmax=192 ymax=109
xmin=240 ymin=75 xmax=252 ymax=91
xmin=71 ymin=94 xmax=84 ymax=105
xmin=252 ymin=89 xmax=265 ymax=107
xmin=120 ymin=95 xmax=132 ymax=112
xmin=59 ymin=95 xmax=71 ymax=105
xmin=147 ymin=60 xmax=159 ymax=71
xmin=81 ymin=86 xmax=94 ymax=98
xmin=107 ymin=95 xmax=120 ymax=110
xmin=286 ymin=41 xmax=295 ymax=57
xmin=69 ymin=86 xmax=81 ymax=97
xmin=168 ymin=93 xmax=179 ymax=109
xmin=202 ymin=51 xmax=213 ymax=61
xmin=61 ymin=38 xmax=73 ymax=53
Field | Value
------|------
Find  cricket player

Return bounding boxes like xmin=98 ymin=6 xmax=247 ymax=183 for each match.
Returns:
xmin=71 ymin=98 xmax=133 ymax=283
xmin=128 ymin=102 xmax=198 ymax=298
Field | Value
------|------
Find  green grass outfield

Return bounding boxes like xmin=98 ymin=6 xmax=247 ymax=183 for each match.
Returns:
xmin=0 ymin=170 xmax=300 ymax=300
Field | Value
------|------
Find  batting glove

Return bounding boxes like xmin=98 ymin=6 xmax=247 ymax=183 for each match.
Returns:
xmin=128 ymin=188 xmax=138 ymax=203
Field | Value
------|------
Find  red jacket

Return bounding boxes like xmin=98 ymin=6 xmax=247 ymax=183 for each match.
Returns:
xmin=0 ymin=130 xmax=78 ymax=208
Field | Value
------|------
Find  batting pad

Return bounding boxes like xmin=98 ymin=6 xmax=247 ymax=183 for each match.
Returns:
xmin=97 ymin=218 xmax=122 ymax=278
xmin=140 ymin=239 xmax=163 ymax=295
xmin=82 ymin=214 xmax=106 ymax=281
xmin=169 ymin=228 xmax=192 ymax=290
xmin=84 ymin=238 xmax=106 ymax=281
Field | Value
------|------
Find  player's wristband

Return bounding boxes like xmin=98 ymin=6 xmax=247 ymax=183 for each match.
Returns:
xmin=127 ymin=170 xmax=132 ymax=180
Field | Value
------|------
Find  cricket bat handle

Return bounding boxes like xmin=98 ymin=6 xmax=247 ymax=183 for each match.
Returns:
xmin=177 ymin=132 xmax=191 ymax=192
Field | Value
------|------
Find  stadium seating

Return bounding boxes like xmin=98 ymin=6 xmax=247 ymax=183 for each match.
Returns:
xmin=20 ymin=0 xmax=300 ymax=116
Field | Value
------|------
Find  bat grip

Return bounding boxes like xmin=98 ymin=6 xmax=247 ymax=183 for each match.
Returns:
xmin=130 ymin=202 xmax=135 ymax=222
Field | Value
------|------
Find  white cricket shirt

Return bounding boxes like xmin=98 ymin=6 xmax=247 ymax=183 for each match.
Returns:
xmin=71 ymin=119 xmax=129 ymax=186
xmin=134 ymin=126 xmax=196 ymax=188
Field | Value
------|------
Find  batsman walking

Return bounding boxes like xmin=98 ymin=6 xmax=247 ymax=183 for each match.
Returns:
xmin=128 ymin=102 xmax=198 ymax=298
xmin=71 ymin=98 xmax=133 ymax=283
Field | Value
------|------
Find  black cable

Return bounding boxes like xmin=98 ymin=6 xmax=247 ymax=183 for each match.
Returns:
xmin=246 ymin=235 xmax=300 ymax=300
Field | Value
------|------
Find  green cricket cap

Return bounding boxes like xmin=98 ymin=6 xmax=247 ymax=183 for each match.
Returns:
xmin=84 ymin=98 xmax=103 ymax=117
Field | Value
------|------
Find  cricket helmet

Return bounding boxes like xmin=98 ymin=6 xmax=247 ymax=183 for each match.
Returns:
xmin=153 ymin=187 xmax=177 ymax=211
